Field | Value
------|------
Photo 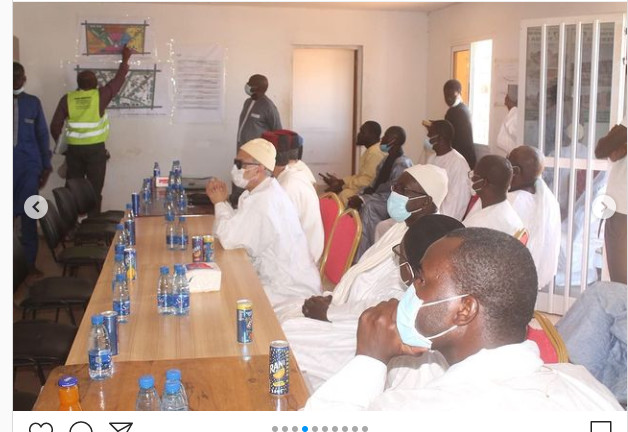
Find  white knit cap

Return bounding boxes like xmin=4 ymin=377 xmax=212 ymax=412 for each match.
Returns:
xmin=404 ymin=164 xmax=449 ymax=210
xmin=240 ymin=138 xmax=277 ymax=171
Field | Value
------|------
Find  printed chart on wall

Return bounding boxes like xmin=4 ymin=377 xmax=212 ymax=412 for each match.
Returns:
xmin=172 ymin=44 xmax=225 ymax=123
xmin=66 ymin=61 xmax=171 ymax=115
xmin=80 ymin=19 xmax=151 ymax=55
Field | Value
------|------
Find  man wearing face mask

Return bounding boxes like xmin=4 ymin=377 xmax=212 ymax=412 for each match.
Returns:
xmin=205 ymin=138 xmax=321 ymax=308
xmin=321 ymin=121 xmax=386 ymax=206
xmin=279 ymin=165 xmax=448 ymax=389
xmin=507 ymin=146 xmax=561 ymax=290
xmin=13 ymin=62 xmax=52 ymax=272
xmin=232 ymin=74 xmax=282 ymax=206
xmin=462 ymin=154 xmax=524 ymax=236
xmin=305 ymin=228 xmax=622 ymax=411
xmin=444 ymin=79 xmax=476 ymax=169
xmin=347 ymin=126 xmax=413 ymax=261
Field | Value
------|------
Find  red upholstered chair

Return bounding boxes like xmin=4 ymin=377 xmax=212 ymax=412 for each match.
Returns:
xmin=319 ymin=209 xmax=362 ymax=286
xmin=515 ymin=227 xmax=530 ymax=246
xmin=526 ymin=311 xmax=569 ymax=363
xmin=319 ymin=192 xmax=344 ymax=251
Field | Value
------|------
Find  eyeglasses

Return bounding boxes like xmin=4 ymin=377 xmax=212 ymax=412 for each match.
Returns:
xmin=391 ymin=184 xmax=429 ymax=199
xmin=234 ymin=159 xmax=260 ymax=170
xmin=393 ymin=243 xmax=416 ymax=286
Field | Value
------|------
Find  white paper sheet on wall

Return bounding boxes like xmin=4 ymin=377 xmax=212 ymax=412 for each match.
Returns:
xmin=172 ymin=44 xmax=225 ymax=123
xmin=493 ymin=59 xmax=518 ymax=107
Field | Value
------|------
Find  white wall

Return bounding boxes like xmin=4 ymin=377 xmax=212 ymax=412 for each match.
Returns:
xmin=13 ymin=3 xmax=429 ymax=210
xmin=425 ymin=2 xmax=625 ymax=162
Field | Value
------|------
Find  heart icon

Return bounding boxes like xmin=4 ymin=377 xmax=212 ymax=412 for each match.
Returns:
xmin=29 ymin=423 xmax=53 ymax=432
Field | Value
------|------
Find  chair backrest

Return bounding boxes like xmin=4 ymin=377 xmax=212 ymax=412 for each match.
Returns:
xmin=39 ymin=200 xmax=66 ymax=253
xmin=319 ymin=192 xmax=344 ymax=250
xmin=53 ymin=187 xmax=79 ymax=229
xmin=526 ymin=310 xmax=569 ymax=363
xmin=13 ymin=232 xmax=30 ymax=293
xmin=66 ymin=178 xmax=97 ymax=215
xmin=319 ymin=209 xmax=362 ymax=285
xmin=514 ymin=227 xmax=529 ymax=246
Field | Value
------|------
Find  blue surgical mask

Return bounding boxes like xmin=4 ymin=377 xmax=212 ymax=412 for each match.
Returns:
xmin=396 ymin=287 xmax=468 ymax=348
xmin=380 ymin=143 xmax=390 ymax=153
xmin=245 ymin=83 xmax=253 ymax=96
xmin=387 ymin=191 xmax=429 ymax=222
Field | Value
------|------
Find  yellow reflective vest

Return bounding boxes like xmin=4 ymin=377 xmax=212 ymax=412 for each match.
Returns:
xmin=65 ymin=89 xmax=110 ymax=145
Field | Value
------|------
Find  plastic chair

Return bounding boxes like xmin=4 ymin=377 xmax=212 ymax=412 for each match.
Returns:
xmin=319 ymin=192 xmax=344 ymax=251
xmin=319 ymin=209 xmax=362 ymax=285
xmin=526 ymin=311 xmax=569 ymax=363
xmin=514 ymin=227 xmax=530 ymax=246
xmin=39 ymin=200 xmax=108 ymax=276
xmin=66 ymin=178 xmax=124 ymax=222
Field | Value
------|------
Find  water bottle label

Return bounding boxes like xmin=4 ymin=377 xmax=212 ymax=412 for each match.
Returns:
xmin=89 ymin=349 xmax=112 ymax=371
xmin=113 ymin=299 xmax=131 ymax=317
xmin=166 ymin=235 xmax=175 ymax=247
xmin=176 ymin=293 xmax=190 ymax=311
xmin=173 ymin=235 xmax=181 ymax=246
xmin=181 ymin=235 xmax=188 ymax=246
xmin=157 ymin=294 xmax=166 ymax=308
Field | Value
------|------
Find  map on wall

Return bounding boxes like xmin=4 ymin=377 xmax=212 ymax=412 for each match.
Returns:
xmin=82 ymin=21 xmax=149 ymax=55
xmin=74 ymin=65 xmax=165 ymax=112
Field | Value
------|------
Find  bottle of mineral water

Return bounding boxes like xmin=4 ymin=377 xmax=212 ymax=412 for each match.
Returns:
xmin=115 ymin=223 xmax=128 ymax=246
xmin=160 ymin=380 xmax=187 ymax=411
xmin=177 ymin=216 xmax=188 ymax=251
xmin=172 ymin=264 xmax=190 ymax=316
xmin=157 ymin=266 xmax=173 ymax=315
xmin=165 ymin=369 xmax=188 ymax=406
xmin=165 ymin=214 xmax=176 ymax=250
xmin=112 ymin=273 xmax=130 ymax=323
xmin=111 ymin=253 xmax=126 ymax=291
xmin=135 ymin=374 xmax=161 ymax=411
xmin=87 ymin=314 xmax=113 ymax=380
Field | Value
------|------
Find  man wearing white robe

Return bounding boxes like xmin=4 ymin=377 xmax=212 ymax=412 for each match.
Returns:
xmin=273 ymin=137 xmax=324 ymax=263
xmin=463 ymin=154 xmax=524 ymax=236
xmin=305 ymin=228 xmax=622 ymax=411
xmin=507 ymin=145 xmax=561 ymax=289
xmin=206 ymin=138 xmax=321 ymax=308
xmin=281 ymin=165 xmax=449 ymax=390
xmin=491 ymin=84 xmax=518 ymax=157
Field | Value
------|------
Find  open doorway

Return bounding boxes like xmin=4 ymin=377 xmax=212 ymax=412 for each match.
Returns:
xmin=292 ymin=47 xmax=359 ymax=183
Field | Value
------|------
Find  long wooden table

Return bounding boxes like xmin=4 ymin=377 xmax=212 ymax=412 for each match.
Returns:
xmin=67 ymin=215 xmax=288 ymax=363
xmin=34 ymin=355 xmax=308 ymax=411
xmin=41 ymin=215 xmax=310 ymax=410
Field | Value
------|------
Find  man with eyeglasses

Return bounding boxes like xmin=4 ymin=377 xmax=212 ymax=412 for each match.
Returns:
xmin=462 ymin=154 xmax=524 ymax=236
xmin=205 ymin=138 xmax=321 ymax=308
xmin=305 ymin=228 xmax=622 ymax=411
xmin=279 ymin=165 xmax=448 ymax=390
xmin=507 ymin=145 xmax=561 ymax=290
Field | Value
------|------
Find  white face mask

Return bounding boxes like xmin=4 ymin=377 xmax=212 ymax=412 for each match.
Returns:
xmin=13 ymin=87 xmax=24 ymax=95
xmin=231 ymin=164 xmax=250 ymax=189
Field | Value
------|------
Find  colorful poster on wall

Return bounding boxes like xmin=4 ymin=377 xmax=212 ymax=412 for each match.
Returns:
xmin=81 ymin=20 xmax=150 ymax=55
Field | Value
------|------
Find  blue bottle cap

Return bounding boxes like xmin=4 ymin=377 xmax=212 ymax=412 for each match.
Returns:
xmin=164 ymin=379 xmax=180 ymax=394
xmin=126 ymin=203 xmax=132 ymax=209
xmin=166 ymin=214 xmax=174 ymax=222
xmin=116 ymin=273 xmax=126 ymax=282
xmin=114 ymin=253 xmax=123 ymax=262
xmin=165 ymin=369 xmax=182 ymax=381
xmin=116 ymin=223 xmax=124 ymax=230
xmin=91 ymin=314 xmax=104 ymax=325
xmin=179 ymin=216 xmax=186 ymax=222
xmin=160 ymin=266 xmax=169 ymax=275
xmin=58 ymin=375 xmax=78 ymax=388
xmin=138 ymin=374 xmax=155 ymax=390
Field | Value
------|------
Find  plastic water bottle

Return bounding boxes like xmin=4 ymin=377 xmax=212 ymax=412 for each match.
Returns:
xmin=112 ymin=273 xmax=130 ymax=323
xmin=165 ymin=369 xmax=188 ymax=406
xmin=172 ymin=264 xmax=190 ymax=316
xmin=115 ymin=223 xmax=128 ymax=246
xmin=125 ymin=203 xmax=134 ymax=220
xmin=141 ymin=178 xmax=152 ymax=204
xmin=165 ymin=214 xmax=176 ymax=250
xmin=177 ymin=187 xmax=188 ymax=214
xmin=111 ymin=253 xmax=126 ymax=291
xmin=168 ymin=170 xmax=175 ymax=188
xmin=157 ymin=266 xmax=173 ymax=315
xmin=177 ymin=216 xmax=188 ymax=251
xmin=153 ymin=162 xmax=161 ymax=178
xmin=87 ymin=314 xmax=113 ymax=380
xmin=135 ymin=374 xmax=161 ymax=411
xmin=160 ymin=380 xmax=187 ymax=411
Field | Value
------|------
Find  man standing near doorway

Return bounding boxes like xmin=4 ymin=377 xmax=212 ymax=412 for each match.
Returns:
xmin=50 ymin=45 xmax=132 ymax=215
xmin=233 ymin=74 xmax=282 ymax=205
xmin=444 ymin=79 xmax=476 ymax=169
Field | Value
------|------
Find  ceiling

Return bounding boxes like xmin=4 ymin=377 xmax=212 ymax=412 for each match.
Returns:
xmin=196 ymin=2 xmax=459 ymax=13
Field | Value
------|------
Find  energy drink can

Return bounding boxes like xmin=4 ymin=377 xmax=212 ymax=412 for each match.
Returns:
xmin=192 ymin=236 xmax=203 ymax=262
xmin=202 ymin=235 xmax=214 ymax=262
xmin=123 ymin=247 xmax=137 ymax=282
xmin=236 ymin=299 xmax=253 ymax=343
xmin=101 ymin=311 xmax=119 ymax=356
xmin=131 ymin=192 xmax=140 ymax=217
xmin=124 ymin=218 xmax=136 ymax=246
xmin=269 ymin=340 xmax=289 ymax=395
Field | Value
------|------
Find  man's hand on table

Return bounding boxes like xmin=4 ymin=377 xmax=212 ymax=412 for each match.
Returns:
xmin=206 ymin=178 xmax=229 ymax=204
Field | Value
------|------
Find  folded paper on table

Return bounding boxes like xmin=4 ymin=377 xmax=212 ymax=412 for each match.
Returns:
xmin=185 ymin=262 xmax=222 ymax=292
